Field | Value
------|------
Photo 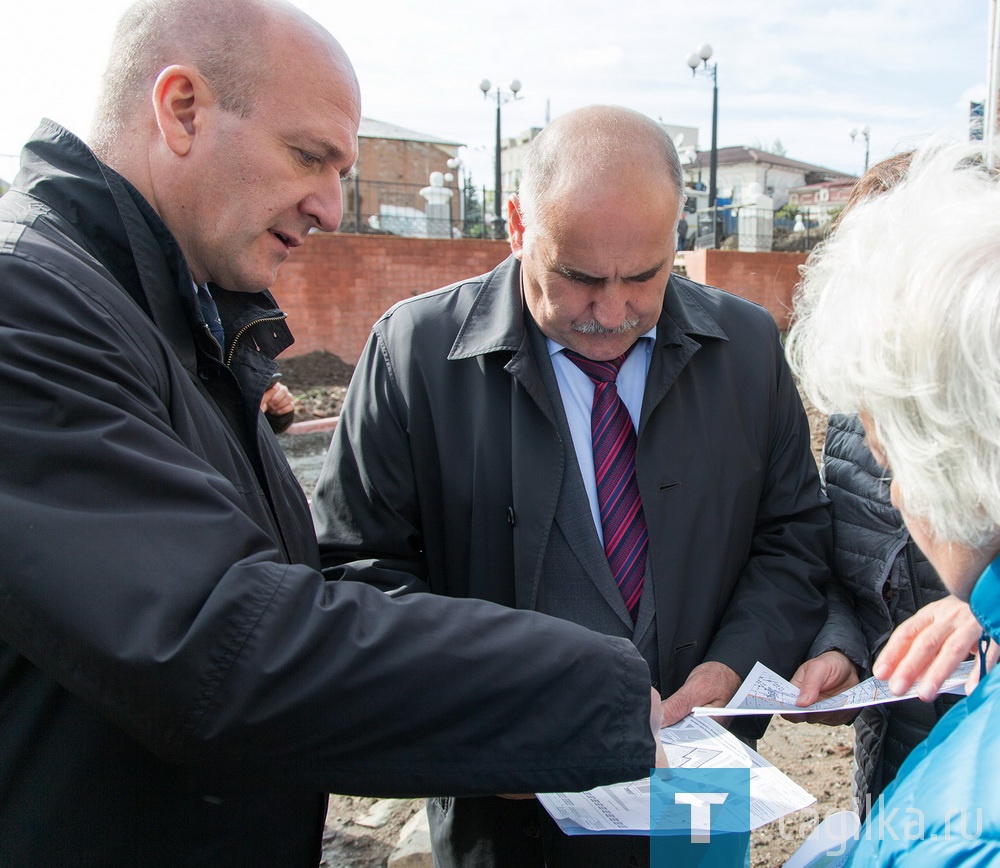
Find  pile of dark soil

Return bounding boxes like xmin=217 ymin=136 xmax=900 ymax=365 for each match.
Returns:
xmin=276 ymin=351 xmax=355 ymax=420
xmin=277 ymin=350 xmax=355 ymax=391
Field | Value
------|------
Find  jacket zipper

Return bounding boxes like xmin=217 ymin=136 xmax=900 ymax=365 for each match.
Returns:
xmin=225 ymin=314 xmax=287 ymax=368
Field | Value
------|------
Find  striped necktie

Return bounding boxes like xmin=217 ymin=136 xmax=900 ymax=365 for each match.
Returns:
xmin=564 ymin=346 xmax=647 ymax=621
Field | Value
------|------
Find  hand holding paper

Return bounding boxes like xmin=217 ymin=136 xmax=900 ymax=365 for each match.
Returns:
xmin=693 ymin=659 xmax=973 ymax=718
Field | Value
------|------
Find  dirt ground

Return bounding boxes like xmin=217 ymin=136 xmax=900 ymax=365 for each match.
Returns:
xmin=278 ymin=350 xmax=857 ymax=867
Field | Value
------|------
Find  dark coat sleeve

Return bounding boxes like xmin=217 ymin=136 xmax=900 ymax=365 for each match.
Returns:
xmin=0 ymin=243 xmax=656 ymax=798
xmin=699 ymin=317 xmax=831 ymax=681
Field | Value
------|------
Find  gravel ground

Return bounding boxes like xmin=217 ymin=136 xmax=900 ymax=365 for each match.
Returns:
xmin=277 ymin=350 xmax=857 ymax=867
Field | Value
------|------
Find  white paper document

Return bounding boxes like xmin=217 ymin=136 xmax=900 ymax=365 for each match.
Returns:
xmin=536 ymin=715 xmax=815 ymax=836
xmin=691 ymin=659 xmax=973 ymax=717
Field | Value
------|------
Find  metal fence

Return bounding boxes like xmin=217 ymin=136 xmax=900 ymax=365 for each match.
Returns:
xmin=337 ymin=179 xmax=834 ymax=250
xmin=338 ymin=177 xmax=512 ymax=239
xmin=684 ymin=208 xmax=830 ymax=253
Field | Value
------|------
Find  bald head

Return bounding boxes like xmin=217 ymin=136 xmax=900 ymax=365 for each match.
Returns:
xmin=515 ymin=106 xmax=685 ymax=232
xmin=91 ymin=0 xmax=357 ymax=160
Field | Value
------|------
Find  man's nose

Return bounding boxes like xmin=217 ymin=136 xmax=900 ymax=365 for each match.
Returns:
xmin=301 ymin=174 xmax=344 ymax=233
xmin=592 ymin=283 xmax=630 ymax=327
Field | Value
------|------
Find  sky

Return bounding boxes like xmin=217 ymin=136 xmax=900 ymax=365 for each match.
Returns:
xmin=0 ymin=1 xmax=989 ymax=187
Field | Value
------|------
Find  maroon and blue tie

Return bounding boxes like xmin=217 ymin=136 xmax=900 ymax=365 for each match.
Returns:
xmin=564 ymin=346 xmax=647 ymax=621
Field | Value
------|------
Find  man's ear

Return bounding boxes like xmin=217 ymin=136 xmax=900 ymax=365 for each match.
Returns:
xmin=509 ymin=196 xmax=526 ymax=260
xmin=152 ymin=65 xmax=210 ymax=157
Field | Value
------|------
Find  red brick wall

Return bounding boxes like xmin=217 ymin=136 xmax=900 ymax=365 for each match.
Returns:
xmin=272 ymin=238 xmax=807 ymax=364
xmin=357 ymin=137 xmax=459 ymax=190
xmin=271 ymin=234 xmax=510 ymax=363
xmin=681 ymin=250 xmax=807 ymax=331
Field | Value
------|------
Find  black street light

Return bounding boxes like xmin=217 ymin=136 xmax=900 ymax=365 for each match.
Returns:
xmin=850 ymin=125 xmax=871 ymax=174
xmin=479 ymin=78 xmax=522 ymax=239
xmin=686 ymin=44 xmax=719 ymax=249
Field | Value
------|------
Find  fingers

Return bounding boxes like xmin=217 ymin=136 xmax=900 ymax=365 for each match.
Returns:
xmin=659 ymin=662 xmax=741 ymax=727
xmin=260 ymin=385 xmax=277 ymax=412
xmin=792 ymin=651 xmax=859 ymax=705
xmin=790 ymin=660 xmax=826 ymax=708
xmin=650 ymin=686 xmax=664 ymax=732
xmin=266 ymin=383 xmax=295 ymax=415
xmin=782 ymin=652 xmax=859 ymax=725
xmin=872 ymin=611 xmax=929 ymax=680
xmin=650 ymin=686 xmax=669 ymax=768
xmin=659 ymin=687 xmax=693 ymax=728
xmin=873 ymin=597 xmax=981 ymax=700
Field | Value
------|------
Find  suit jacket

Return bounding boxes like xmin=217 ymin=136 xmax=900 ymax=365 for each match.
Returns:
xmin=315 ymin=255 xmax=830 ymax=699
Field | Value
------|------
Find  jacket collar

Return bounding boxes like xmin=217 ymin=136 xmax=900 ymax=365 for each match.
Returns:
xmin=447 ymin=255 xmax=526 ymax=360
xmin=446 ymin=253 xmax=730 ymax=361
xmin=970 ymin=553 xmax=1000 ymax=644
xmin=11 ymin=120 xmax=292 ymax=372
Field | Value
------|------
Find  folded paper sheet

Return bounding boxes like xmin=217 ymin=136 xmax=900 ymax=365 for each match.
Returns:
xmin=537 ymin=715 xmax=814 ymax=836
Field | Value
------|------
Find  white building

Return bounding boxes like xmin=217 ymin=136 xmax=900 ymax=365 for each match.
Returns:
xmin=682 ymin=146 xmax=854 ymax=210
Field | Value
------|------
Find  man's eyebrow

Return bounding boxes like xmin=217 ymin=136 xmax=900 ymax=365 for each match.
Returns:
xmin=555 ymin=263 xmax=601 ymax=283
xmin=555 ymin=261 xmax=668 ymax=282
xmin=627 ymin=261 xmax=668 ymax=281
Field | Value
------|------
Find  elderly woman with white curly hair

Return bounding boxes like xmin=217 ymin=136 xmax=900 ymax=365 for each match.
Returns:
xmin=786 ymin=141 xmax=1000 ymax=864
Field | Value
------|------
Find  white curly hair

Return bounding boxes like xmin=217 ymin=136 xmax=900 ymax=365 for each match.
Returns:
xmin=786 ymin=141 xmax=1000 ymax=549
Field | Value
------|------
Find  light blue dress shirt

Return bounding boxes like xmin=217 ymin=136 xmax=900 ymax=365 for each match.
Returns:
xmin=547 ymin=328 xmax=655 ymax=544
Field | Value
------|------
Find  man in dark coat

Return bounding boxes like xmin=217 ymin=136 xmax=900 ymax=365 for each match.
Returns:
xmin=314 ymin=105 xmax=831 ymax=867
xmin=0 ymin=4 xmax=663 ymax=865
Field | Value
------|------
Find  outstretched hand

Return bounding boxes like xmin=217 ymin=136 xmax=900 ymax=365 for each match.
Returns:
xmin=873 ymin=596 xmax=983 ymax=701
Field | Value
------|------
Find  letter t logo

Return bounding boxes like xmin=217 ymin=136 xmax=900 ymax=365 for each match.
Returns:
xmin=674 ymin=792 xmax=729 ymax=843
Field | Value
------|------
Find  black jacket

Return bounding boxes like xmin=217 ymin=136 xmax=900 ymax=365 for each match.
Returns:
xmin=0 ymin=122 xmax=655 ymax=867
xmin=813 ymin=413 xmax=958 ymax=813
xmin=317 ymin=256 xmax=830 ymax=698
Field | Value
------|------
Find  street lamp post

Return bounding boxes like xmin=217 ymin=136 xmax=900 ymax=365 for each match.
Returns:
xmin=850 ymin=125 xmax=871 ymax=174
xmin=686 ymin=44 xmax=719 ymax=249
xmin=479 ymin=78 xmax=521 ymax=239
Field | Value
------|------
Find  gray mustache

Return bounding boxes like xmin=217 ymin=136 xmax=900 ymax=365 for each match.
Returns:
xmin=572 ymin=318 xmax=640 ymax=335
